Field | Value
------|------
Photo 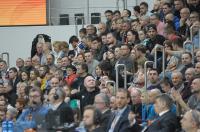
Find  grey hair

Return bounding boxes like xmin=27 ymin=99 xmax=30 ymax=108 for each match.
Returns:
xmin=96 ymin=93 xmax=110 ymax=107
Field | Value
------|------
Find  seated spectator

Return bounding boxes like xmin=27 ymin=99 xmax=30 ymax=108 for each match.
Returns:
xmin=172 ymin=77 xmax=200 ymax=112
xmin=94 ymin=93 xmax=111 ymax=130
xmin=160 ymin=77 xmax=173 ymax=95
xmin=15 ymin=87 xmax=49 ymax=131
xmin=81 ymin=105 xmax=104 ymax=132
xmin=70 ymin=76 xmax=100 ymax=114
xmin=147 ymin=68 xmax=162 ymax=91
xmin=143 ymin=94 xmax=178 ymax=132
xmin=107 ymin=88 xmax=131 ymax=132
xmin=129 ymin=88 xmax=142 ymax=124
xmin=181 ymin=110 xmax=200 ymax=132
xmin=84 ymin=51 xmax=99 ymax=77
xmin=46 ymin=87 xmax=74 ymax=130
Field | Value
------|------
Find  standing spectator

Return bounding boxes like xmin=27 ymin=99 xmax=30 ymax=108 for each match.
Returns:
xmin=84 ymin=51 xmax=99 ymax=77
xmin=8 ymin=67 xmax=20 ymax=106
xmin=174 ymin=0 xmax=185 ymax=19
xmin=52 ymin=41 xmax=64 ymax=65
xmin=140 ymin=2 xmax=150 ymax=17
xmin=104 ymin=10 xmax=113 ymax=31
xmin=16 ymin=58 xmax=24 ymax=72
xmin=0 ymin=60 xmax=8 ymax=81
xmin=86 ymin=25 xmax=97 ymax=36
xmin=150 ymin=13 xmax=165 ymax=35
xmin=97 ymin=22 xmax=108 ymax=36
xmin=146 ymin=24 xmax=165 ymax=52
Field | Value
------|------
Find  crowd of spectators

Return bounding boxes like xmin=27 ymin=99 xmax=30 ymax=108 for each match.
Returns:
xmin=0 ymin=0 xmax=200 ymax=131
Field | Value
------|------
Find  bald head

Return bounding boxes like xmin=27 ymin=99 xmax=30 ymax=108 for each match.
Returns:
xmin=84 ymin=76 xmax=96 ymax=90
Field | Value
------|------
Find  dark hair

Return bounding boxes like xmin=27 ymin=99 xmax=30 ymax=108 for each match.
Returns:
xmin=172 ymin=37 xmax=183 ymax=48
xmin=150 ymin=13 xmax=160 ymax=20
xmin=124 ymin=9 xmax=131 ymax=17
xmin=163 ymin=2 xmax=172 ymax=8
xmin=105 ymin=10 xmax=113 ymax=15
xmin=182 ymin=52 xmax=192 ymax=59
xmin=69 ymin=35 xmax=79 ymax=44
xmin=91 ymin=36 xmax=101 ymax=43
xmin=163 ymin=40 xmax=173 ymax=49
xmin=127 ymin=30 xmax=139 ymax=42
xmin=149 ymin=68 xmax=159 ymax=74
xmin=79 ymin=63 xmax=88 ymax=73
xmin=160 ymin=77 xmax=172 ymax=87
xmin=135 ymin=44 xmax=146 ymax=53
xmin=140 ymin=2 xmax=148 ymax=8
xmin=107 ymin=32 xmax=117 ymax=38
xmin=84 ymin=105 xmax=102 ymax=125
xmin=79 ymin=28 xmax=87 ymax=34
xmin=155 ymin=94 xmax=173 ymax=109
xmin=133 ymin=6 xmax=140 ymax=13
xmin=113 ymin=10 xmax=121 ymax=15
xmin=9 ymin=67 xmax=18 ymax=73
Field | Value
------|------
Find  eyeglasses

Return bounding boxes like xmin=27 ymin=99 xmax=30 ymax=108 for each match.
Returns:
xmin=94 ymin=101 xmax=105 ymax=105
xmin=29 ymin=95 xmax=41 ymax=98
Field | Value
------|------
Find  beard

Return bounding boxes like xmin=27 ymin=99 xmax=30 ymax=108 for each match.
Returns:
xmin=191 ymin=88 xmax=200 ymax=94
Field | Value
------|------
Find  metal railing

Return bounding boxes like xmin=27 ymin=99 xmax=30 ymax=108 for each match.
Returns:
xmin=75 ymin=16 xmax=85 ymax=36
xmin=1 ymin=52 xmax=9 ymax=68
xmin=115 ymin=64 xmax=127 ymax=89
xmin=106 ymin=80 xmax=116 ymax=95
xmin=190 ymin=25 xmax=200 ymax=50
xmin=154 ymin=45 xmax=165 ymax=77
xmin=116 ymin=0 xmax=128 ymax=10
xmin=183 ymin=40 xmax=195 ymax=64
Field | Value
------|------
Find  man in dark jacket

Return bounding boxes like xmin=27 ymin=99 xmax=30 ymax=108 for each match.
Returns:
xmin=94 ymin=93 xmax=111 ymax=130
xmin=143 ymin=94 xmax=178 ymax=132
xmin=46 ymin=87 xmax=74 ymax=131
xmin=70 ymin=75 xmax=100 ymax=114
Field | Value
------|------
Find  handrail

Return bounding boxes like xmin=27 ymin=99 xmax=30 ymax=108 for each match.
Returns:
xmin=115 ymin=64 xmax=127 ymax=89
xmin=1 ymin=52 xmax=10 ymax=68
xmin=154 ymin=45 xmax=165 ymax=77
xmin=116 ymin=0 xmax=127 ymax=10
xmin=106 ymin=80 xmax=116 ymax=95
xmin=190 ymin=25 xmax=200 ymax=49
xmin=144 ymin=61 xmax=154 ymax=94
xmin=183 ymin=40 xmax=195 ymax=64
xmin=75 ymin=16 xmax=84 ymax=36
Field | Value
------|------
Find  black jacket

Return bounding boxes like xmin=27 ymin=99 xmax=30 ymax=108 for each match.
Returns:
xmin=107 ymin=106 xmax=130 ymax=132
xmin=46 ymin=101 xmax=74 ymax=130
xmin=100 ymin=109 xmax=111 ymax=130
xmin=144 ymin=111 xmax=178 ymax=132
xmin=70 ymin=87 xmax=100 ymax=114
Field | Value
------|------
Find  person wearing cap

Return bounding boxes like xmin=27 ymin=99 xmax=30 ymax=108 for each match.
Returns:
xmin=146 ymin=24 xmax=165 ymax=53
xmin=65 ymin=65 xmax=77 ymax=87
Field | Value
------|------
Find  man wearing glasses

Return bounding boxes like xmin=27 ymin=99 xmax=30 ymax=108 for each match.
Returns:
xmin=15 ymin=87 xmax=49 ymax=131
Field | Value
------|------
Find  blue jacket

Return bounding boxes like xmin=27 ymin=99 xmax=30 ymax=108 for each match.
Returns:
xmin=15 ymin=105 xmax=49 ymax=132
